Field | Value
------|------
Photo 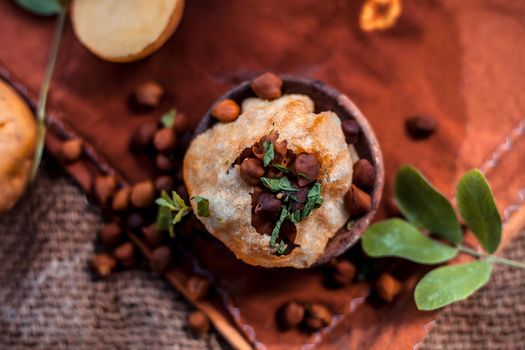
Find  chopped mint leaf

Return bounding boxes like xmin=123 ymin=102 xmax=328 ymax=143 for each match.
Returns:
xmin=273 ymin=164 xmax=291 ymax=174
xmin=192 ymin=196 xmax=210 ymax=217
xmin=270 ymin=206 xmax=288 ymax=247
xmin=263 ymin=141 xmax=275 ymax=167
xmin=261 ymin=177 xmax=298 ymax=193
xmin=287 ymin=182 xmax=323 ymax=223
xmin=277 ymin=241 xmax=288 ymax=255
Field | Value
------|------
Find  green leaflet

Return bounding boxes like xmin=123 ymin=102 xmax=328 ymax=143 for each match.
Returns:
xmin=456 ymin=170 xmax=501 ymax=254
xmin=15 ymin=0 xmax=64 ymax=15
xmin=415 ymin=261 xmax=492 ymax=310
xmin=362 ymin=219 xmax=458 ymax=264
xmin=395 ymin=166 xmax=462 ymax=244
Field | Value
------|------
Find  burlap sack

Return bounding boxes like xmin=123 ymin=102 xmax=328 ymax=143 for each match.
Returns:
xmin=1 ymin=163 xmax=524 ymax=349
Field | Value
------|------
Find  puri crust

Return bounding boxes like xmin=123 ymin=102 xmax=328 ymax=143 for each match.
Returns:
xmin=184 ymin=95 xmax=356 ymax=268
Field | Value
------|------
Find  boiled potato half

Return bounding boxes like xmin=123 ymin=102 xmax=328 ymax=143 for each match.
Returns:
xmin=71 ymin=0 xmax=185 ymax=62
xmin=0 ymin=79 xmax=37 ymax=212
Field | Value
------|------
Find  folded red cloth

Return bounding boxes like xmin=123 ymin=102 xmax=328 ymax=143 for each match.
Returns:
xmin=1 ymin=0 xmax=524 ymax=348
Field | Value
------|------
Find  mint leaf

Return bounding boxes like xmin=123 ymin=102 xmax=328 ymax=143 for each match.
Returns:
xmin=415 ymin=261 xmax=492 ymax=310
xmin=161 ymin=109 xmax=176 ymax=128
xmin=287 ymin=183 xmax=323 ymax=223
xmin=270 ymin=206 xmax=288 ymax=247
xmin=273 ymin=164 xmax=291 ymax=174
xmin=456 ymin=169 xmax=501 ymax=254
xmin=192 ymin=196 xmax=210 ymax=217
xmin=261 ymin=177 xmax=298 ymax=193
xmin=262 ymin=141 xmax=275 ymax=167
xmin=395 ymin=166 xmax=462 ymax=244
xmin=362 ymin=219 xmax=458 ymax=264
xmin=301 ymin=182 xmax=323 ymax=217
xmin=15 ymin=0 xmax=64 ymax=15
xmin=288 ymin=209 xmax=302 ymax=223
xmin=277 ymin=241 xmax=287 ymax=255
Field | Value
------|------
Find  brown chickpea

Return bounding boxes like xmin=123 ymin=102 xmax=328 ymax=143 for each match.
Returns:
xmin=239 ymin=158 xmax=265 ymax=186
xmin=254 ymin=193 xmax=282 ymax=219
xmin=345 ymin=184 xmax=372 ymax=217
xmin=353 ymin=159 xmax=376 ymax=189
xmin=294 ymin=153 xmax=320 ymax=187
xmin=211 ymin=99 xmax=241 ymax=123
xmin=251 ymin=72 xmax=283 ymax=100
xmin=341 ymin=119 xmax=360 ymax=144
xmin=130 ymin=180 xmax=156 ymax=208
xmin=153 ymin=127 xmax=177 ymax=152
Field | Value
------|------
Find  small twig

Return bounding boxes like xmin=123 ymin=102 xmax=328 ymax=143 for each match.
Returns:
xmin=457 ymin=245 xmax=525 ymax=270
xmin=31 ymin=9 xmax=66 ymax=181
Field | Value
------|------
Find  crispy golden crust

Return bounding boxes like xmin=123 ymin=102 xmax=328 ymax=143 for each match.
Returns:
xmin=0 ymin=80 xmax=36 ymax=212
xmin=184 ymin=95 xmax=356 ymax=268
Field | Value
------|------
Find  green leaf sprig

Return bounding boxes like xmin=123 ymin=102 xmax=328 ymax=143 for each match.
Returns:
xmin=362 ymin=166 xmax=525 ymax=310
xmin=155 ymin=190 xmax=191 ymax=237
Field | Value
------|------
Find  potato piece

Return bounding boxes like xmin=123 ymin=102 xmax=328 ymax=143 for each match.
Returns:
xmin=0 ymin=79 xmax=37 ymax=212
xmin=71 ymin=0 xmax=185 ymax=62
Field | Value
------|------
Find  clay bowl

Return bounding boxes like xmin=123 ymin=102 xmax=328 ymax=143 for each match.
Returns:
xmin=194 ymin=75 xmax=384 ymax=266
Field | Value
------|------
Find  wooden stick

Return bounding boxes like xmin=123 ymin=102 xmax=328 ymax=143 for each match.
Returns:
xmin=128 ymin=233 xmax=253 ymax=350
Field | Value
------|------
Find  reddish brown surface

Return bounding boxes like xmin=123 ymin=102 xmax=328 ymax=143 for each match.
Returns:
xmin=1 ymin=0 xmax=525 ymax=349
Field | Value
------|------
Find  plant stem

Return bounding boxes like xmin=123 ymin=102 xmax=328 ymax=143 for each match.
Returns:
xmin=458 ymin=245 xmax=525 ymax=270
xmin=30 ymin=9 xmax=66 ymax=181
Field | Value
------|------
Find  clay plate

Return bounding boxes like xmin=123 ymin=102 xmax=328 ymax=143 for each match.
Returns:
xmin=194 ymin=75 xmax=384 ymax=266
